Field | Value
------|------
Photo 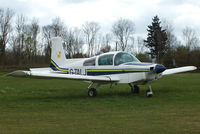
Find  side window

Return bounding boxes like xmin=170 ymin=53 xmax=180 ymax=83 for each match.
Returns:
xmin=98 ymin=54 xmax=114 ymax=66
xmin=83 ymin=58 xmax=96 ymax=66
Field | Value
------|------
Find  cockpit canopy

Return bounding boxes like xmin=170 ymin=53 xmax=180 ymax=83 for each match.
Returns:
xmin=98 ymin=52 xmax=140 ymax=66
xmin=83 ymin=52 xmax=140 ymax=66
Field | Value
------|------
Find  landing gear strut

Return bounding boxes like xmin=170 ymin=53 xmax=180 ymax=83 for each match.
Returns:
xmin=129 ymin=83 xmax=153 ymax=97
xmin=87 ymin=82 xmax=101 ymax=97
xmin=129 ymin=83 xmax=140 ymax=94
xmin=146 ymin=85 xmax=153 ymax=97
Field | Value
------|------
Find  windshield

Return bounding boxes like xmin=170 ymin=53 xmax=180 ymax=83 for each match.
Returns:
xmin=114 ymin=52 xmax=140 ymax=65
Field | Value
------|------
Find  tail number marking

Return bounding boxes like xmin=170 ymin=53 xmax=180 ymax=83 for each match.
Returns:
xmin=69 ymin=69 xmax=87 ymax=75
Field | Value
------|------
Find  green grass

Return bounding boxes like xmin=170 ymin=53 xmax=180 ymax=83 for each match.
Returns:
xmin=0 ymin=73 xmax=200 ymax=134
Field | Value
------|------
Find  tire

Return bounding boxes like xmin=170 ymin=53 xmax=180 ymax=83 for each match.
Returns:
xmin=146 ymin=89 xmax=153 ymax=97
xmin=131 ymin=85 xmax=140 ymax=94
xmin=88 ymin=88 xmax=97 ymax=97
xmin=133 ymin=85 xmax=140 ymax=93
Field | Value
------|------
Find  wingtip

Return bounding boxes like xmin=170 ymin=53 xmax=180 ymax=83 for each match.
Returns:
xmin=190 ymin=66 xmax=197 ymax=70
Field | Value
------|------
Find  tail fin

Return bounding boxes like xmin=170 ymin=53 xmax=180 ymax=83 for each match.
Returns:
xmin=50 ymin=37 xmax=66 ymax=70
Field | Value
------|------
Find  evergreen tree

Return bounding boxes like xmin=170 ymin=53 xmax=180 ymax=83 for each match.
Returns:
xmin=144 ymin=16 xmax=168 ymax=63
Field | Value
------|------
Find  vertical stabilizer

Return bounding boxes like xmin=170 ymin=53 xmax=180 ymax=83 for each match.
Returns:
xmin=50 ymin=37 xmax=66 ymax=70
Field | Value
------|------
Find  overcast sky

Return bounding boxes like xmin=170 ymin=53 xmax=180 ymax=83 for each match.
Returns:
xmin=1 ymin=0 xmax=200 ymax=39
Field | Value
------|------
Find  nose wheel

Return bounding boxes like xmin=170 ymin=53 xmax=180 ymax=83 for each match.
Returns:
xmin=146 ymin=85 xmax=153 ymax=97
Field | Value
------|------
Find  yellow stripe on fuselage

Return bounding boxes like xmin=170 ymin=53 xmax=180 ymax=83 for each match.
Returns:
xmin=87 ymin=69 xmax=149 ymax=72
xmin=124 ymin=69 xmax=149 ymax=72
xmin=87 ymin=69 xmax=122 ymax=72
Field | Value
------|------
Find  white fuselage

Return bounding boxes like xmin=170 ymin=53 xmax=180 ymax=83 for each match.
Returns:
xmin=50 ymin=51 xmax=162 ymax=84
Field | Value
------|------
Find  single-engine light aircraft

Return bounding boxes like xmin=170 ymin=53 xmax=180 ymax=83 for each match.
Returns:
xmin=11 ymin=37 xmax=197 ymax=97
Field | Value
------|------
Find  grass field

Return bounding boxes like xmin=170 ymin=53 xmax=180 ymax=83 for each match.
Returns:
xmin=0 ymin=72 xmax=200 ymax=134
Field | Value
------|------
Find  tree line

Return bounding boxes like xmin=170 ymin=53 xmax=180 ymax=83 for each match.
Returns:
xmin=143 ymin=15 xmax=200 ymax=69
xmin=0 ymin=8 xmax=199 ymax=70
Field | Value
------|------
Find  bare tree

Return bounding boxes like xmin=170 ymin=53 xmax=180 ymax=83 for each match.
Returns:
xmin=62 ymin=28 xmax=72 ymax=58
xmin=137 ymin=36 xmax=146 ymax=54
xmin=161 ymin=19 xmax=181 ymax=67
xmin=162 ymin=19 xmax=179 ymax=49
xmin=63 ymin=27 xmax=84 ymax=58
xmin=42 ymin=17 xmax=65 ymax=61
xmin=103 ymin=33 xmax=112 ymax=48
xmin=82 ymin=21 xmax=100 ymax=57
xmin=0 ymin=8 xmax=14 ymax=64
xmin=126 ymin=35 xmax=135 ymax=54
xmin=10 ymin=33 xmax=18 ymax=55
xmin=15 ymin=14 xmax=26 ymax=56
xmin=112 ymin=18 xmax=135 ymax=51
xmin=30 ymin=18 xmax=40 ymax=56
xmin=182 ymin=26 xmax=199 ymax=50
xmin=42 ymin=25 xmax=52 ymax=59
xmin=72 ymin=28 xmax=84 ymax=56
xmin=98 ymin=33 xmax=112 ymax=54
xmin=51 ymin=17 xmax=64 ymax=37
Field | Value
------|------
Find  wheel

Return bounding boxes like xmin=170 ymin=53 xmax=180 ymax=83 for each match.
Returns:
xmin=131 ymin=85 xmax=140 ymax=94
xmin=133 ymin=85 xmax=140 ymax=93
xmin=88 ymin=88 xmax=97 ymax=97
xmin=146 ymin=89 xmax=153 ymax=97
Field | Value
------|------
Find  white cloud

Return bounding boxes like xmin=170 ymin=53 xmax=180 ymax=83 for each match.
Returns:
xmin=0 ymin=0 xmax=200 ymax=39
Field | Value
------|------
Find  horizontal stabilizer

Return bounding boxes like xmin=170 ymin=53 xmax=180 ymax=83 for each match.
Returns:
xmin=9 ymin=70 xmax=30 ymax=76
xmin=162 ymin=66 xmax=197 ymax=75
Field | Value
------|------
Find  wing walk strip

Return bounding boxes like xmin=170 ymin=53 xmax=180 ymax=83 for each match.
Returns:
xmin=50 ymin=59 xmax=150 ymax=75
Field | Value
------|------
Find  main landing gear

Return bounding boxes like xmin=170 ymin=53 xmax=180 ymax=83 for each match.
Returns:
xmin=129 ymin=83 xmax=140 ymax=94
xmin=87 ymin=82 xmax=101 ymax=97
xmin=87 ymin=82 xmax=153 ymax=97
xmin=88 ymin=88 xmax=97 ymax=97
xmin=128 ymin=83 xmax=153 ymax=97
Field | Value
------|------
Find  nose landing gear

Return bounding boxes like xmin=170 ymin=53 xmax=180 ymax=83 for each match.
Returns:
xmin=146 ymin=85 xmax=153 ymax=97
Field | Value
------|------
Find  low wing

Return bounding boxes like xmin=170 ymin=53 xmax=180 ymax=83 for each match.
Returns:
xmin=162 ymin=66 xmax=197 ymax=75
xmin=10 ymin=68 xmax=119 ymax=82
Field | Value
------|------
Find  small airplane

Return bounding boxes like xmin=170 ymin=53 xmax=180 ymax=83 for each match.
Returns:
xmin=11 ymin=37 xmax=197 ymax=97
